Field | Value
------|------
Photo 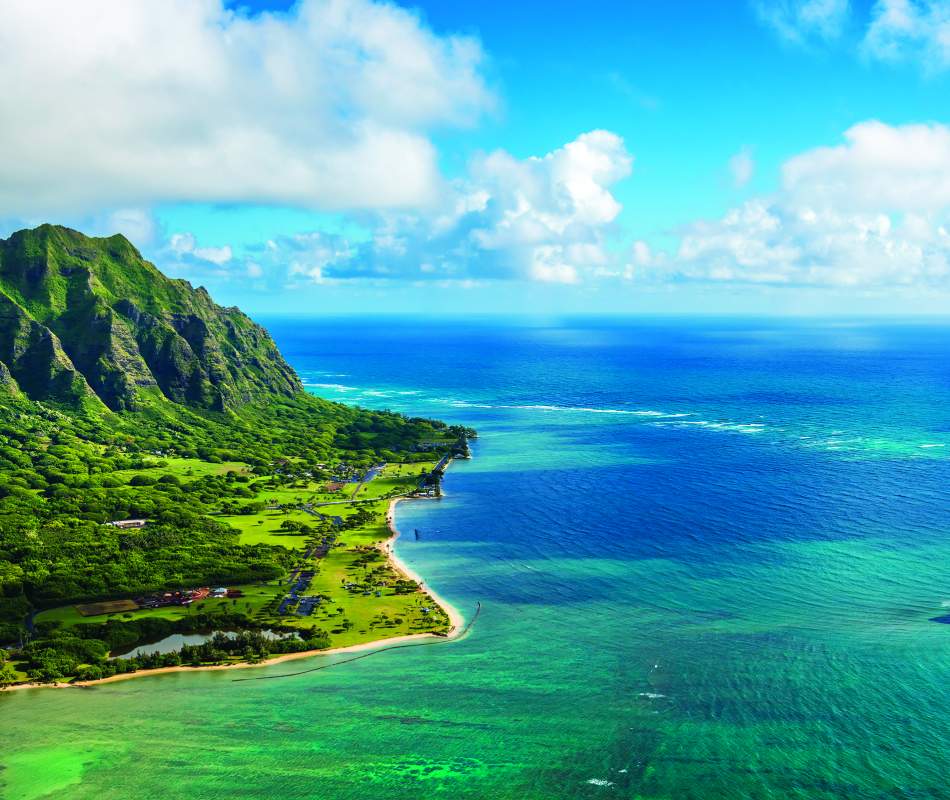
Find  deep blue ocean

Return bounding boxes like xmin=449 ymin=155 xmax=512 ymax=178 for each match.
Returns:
xmin=7 ymin=316 xmax=950 ymax=799
xmin=271 ymin=316 xmax=950 ymax=798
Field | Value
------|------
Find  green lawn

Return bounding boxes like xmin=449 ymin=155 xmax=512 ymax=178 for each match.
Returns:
xmin=247 ymin=481 xmax=347 ymax=507
xmin=34 ymin=459 xmax=451 ymax=653
xmin=267 ymin=509 xmax=450 ymax=647
xmin=218 ymin=509 xmax=317 ymax=547
xmin=112 ymin=456 xmax=250 ymax=483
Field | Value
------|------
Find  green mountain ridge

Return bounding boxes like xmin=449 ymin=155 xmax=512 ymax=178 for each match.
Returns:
xmin=0 ymin=226 xmax=474 ymax=679
xmin=0 ymin=224 xmax=301 ymax=411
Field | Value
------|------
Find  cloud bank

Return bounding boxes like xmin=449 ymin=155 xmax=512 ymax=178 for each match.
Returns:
xmin=4 ymin=1 xmax=944 ymax=296
xmin=226 ymin=130 xmax=633 ymax=286
xmin=662 ymin=121 xmax=950 ymax=287
xmin=169 ymin=121 xmax=950 ymax=293
xmin=0 ymin=0 xmax=491 ymax=216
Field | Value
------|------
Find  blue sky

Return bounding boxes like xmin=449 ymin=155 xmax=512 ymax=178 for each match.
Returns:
xmin=4 ymin=0 xmax=950 ymax=314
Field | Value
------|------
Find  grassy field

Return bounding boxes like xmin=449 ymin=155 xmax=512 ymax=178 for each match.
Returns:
xmin=247 ymin=482 xmax=348 ymax=507
xmin=34 ymin=460 xmax=451 ymax=652
xmin=219 ymin=509 xmax=316 ymax=548
xmin=268 ymin=496 xmax=450 ymax=647
xmin=112 ymin=457 xmax=251 ymax=482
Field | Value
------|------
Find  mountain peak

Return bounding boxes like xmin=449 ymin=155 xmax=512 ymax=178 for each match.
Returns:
xmin=0 ymin=225 xmax=301 ymax=411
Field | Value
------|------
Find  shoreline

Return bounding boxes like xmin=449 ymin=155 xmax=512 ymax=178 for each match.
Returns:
xmin=382 ymin=489 xmax=465 ymax=635
xmin=4 ymin=459 xmax=464 ymax=693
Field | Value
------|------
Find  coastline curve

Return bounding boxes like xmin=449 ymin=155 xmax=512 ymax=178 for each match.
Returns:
xmin=3 ymin=459 xmax=468 ymax=692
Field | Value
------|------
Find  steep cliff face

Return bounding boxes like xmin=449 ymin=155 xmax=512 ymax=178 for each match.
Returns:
xmin=0 ymin=225 xmax=302 ymax=411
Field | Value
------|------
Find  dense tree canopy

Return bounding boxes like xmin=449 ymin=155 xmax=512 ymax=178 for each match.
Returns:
xmin=0 ymin=391 xmax=469 ymax=649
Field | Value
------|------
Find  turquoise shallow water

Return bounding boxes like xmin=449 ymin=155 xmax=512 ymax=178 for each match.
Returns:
xmin=5 ymin=318 xmax=950 ymax=799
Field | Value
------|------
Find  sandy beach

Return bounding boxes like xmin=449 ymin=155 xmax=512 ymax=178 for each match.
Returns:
xmin=382 ymin=491 xmax=465 ymax=634
xmin=4 ymin=463 xmax=465 ymax=693
xmin=2 ymin=629 xmax=452 ymax=692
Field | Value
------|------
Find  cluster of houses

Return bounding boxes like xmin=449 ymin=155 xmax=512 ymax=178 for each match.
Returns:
xmin=136 ymin=586 xmax=243 ymax=609
xmin=278 ymin=570 xmax=321 ymax=616
xmin=412 ymin=440 xmax=447 ymax=452
xmin=268 ymin=458 xmax=386 ymax=492
xmin=106 ymin=518 xmax=148 ymax=529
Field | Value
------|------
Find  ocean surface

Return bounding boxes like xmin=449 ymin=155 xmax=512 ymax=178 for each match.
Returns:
xmin=5 ymin=316 xmax=950 ymax=799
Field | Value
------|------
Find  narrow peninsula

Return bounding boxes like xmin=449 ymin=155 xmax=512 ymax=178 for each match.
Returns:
xmin=0 ymin=224 xmax=474 ymax=689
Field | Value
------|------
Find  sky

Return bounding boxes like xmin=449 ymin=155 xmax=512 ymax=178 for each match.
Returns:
xmin=3 ymin=0 xmax=950 ymax=315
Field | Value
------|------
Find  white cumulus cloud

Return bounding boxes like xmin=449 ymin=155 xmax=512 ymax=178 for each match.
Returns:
xmin=664 ymin=121 xmax=950 ymax=287
xmin=782 ymin=120 xmax=950 ymax=210
xmin=242 ymin=130 xmax=633 ymax=285
xmin=169 ymin=232 xmax=233 ymax=265
xmin=160 ymin=231 xmax=236 ymax=280
xmin=0 ymin=0 xmax=492 ymax=216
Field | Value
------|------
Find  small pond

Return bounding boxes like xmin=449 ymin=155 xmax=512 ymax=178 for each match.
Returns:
xmin=110 ymin=629 xmax=298 ymax=659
